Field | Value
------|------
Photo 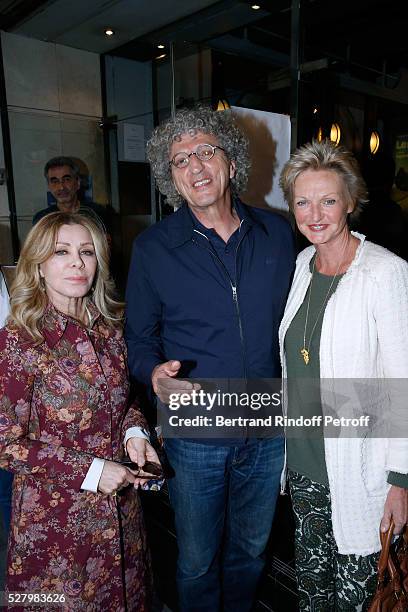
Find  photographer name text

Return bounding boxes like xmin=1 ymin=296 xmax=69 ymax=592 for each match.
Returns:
xmin=168 ymin=415 xmax=370 ymax=427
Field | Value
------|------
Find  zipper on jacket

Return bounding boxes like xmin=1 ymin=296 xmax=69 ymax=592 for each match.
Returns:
xmin=232 ymin=226 xmax=248 ymax=379
xmin=231 ymin=283 xmax=245 ymax=361
xmin=192 ymin=230 xmax=248 ymax=379
xmin=232 ymin=226 xmax=249 ymax=438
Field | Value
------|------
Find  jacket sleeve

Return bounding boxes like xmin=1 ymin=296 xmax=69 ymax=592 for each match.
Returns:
xmin=0 ymin=329 xmax=94 ymax=489
xmin=125 ymin=238 xmax=165 ymax=387
xmin=375 ymin=256 xmax=408 ymax=475
xmin=120 ymin=399 xmax=149 ymax=440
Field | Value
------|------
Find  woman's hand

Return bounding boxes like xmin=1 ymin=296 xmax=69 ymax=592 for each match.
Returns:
xmin=381 ymin=485 xmax=408 ymax=534
xmin=126 ymin=437 xmax=161 ymax=487
xmin=98 ymin=460 xmax=135 ymax=495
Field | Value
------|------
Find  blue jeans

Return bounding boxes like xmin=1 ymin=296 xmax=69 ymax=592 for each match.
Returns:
xmin=0 ymin=469 xmax=12 ymax=592
xmin=0 ymin=469 xmax=12 ymax=531
xmin=165 ymin=437 xmax=284 ymax=612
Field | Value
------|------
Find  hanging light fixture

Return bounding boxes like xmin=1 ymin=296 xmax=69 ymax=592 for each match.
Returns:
xmin=369 ymin=130 xmax=380 ymax=154
xmin=330 ymin=123 xmax=341 ymax=145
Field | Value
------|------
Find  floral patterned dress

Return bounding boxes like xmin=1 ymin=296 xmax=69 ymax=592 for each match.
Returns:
xmin=0 ymin=303 xmax=151 ymax=611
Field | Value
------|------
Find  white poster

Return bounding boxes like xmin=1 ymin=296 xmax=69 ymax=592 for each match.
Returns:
xmin=232 ymin=107 xmax=291 ymax=212
xmin=118 ymin=123 xmax=145 ymax=162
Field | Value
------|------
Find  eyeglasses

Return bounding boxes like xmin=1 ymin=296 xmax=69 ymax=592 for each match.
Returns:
xmin=170 ymin=143 xmax=225 ymax=169
xmin=120 ymin=459 xmax=164 ymax=480
xmin=48 ymin=175 xmax=75 ymax=186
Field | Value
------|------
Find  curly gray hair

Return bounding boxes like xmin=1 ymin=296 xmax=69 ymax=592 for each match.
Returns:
xmin=279 ymin=139 xmax=368 ymax=224
xmin=146 ymin=106 xmax=250 ymax=208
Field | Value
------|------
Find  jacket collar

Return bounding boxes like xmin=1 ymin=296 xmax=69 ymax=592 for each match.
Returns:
xmin=167 ymin=197 xmax=262 ymax=248
xmin=40 ymin=300 xmax=100 ymax=348
xmin=297 ymin=231 xmax=366 ymax=273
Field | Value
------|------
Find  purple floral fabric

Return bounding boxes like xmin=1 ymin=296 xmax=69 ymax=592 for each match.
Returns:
xmin=0 ymin=303 xmax=151 ymax=610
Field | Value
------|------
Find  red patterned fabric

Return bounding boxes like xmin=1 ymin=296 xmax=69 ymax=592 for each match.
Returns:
xmin=0 ymin=303 xmax=151 ymax=610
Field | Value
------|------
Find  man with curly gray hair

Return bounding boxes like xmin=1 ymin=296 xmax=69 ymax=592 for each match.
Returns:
xmin=125 ymin=106 xmax=296 ymax=611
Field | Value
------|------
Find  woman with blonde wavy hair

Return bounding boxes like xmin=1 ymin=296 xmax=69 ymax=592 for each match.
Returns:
xmin=0 ymin=212 xmax=158 ymax=610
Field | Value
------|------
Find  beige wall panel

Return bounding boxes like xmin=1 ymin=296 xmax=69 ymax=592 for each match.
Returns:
xmin=1 ymin=32 xmax=105 ymax=253
xmin=2 ymin=32 xmax=59 ymax=111
xmin=57 ymin=45 xmax=102 ymax=117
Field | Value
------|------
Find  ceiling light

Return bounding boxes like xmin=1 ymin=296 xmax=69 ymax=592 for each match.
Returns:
xmin=370 ymin=130 xmax=380 ymax=154
xmin=157 ymin=44 xmax=165 ymax=49
xmin=104 ymin=28 xmax=115 ymax=37
xmin=156 ymin=54 xmax=167 ymax=60
xmin=251 ymin=4 xmax=261 ymax=9
xmin=313 ymin=107 xmax=318 ymax=114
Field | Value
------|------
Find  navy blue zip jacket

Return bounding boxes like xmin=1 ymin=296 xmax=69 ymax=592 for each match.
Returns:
xmin=125 ymin=199 xmax=295 ymax=387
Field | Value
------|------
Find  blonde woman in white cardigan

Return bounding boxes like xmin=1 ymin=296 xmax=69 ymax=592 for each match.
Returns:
xmin=279 ymin=139 xmax=408 ymax=611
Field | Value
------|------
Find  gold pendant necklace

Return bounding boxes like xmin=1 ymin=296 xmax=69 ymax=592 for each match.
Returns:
xmin=301 ymin=242 xmax=348 ymax=365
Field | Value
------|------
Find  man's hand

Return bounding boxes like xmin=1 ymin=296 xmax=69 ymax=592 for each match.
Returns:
xmin=126 ymin=437 xmax=161 ymax=487
xmin=381 ymin=485 xmax=408 ymax=534
xmin=98 ymin=460 xmax=135 ymax=495
xmin=152 ymin=360 xmax=200 ymax=404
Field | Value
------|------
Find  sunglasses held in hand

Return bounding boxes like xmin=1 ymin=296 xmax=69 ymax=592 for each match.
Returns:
xmin=120 ymin=459 xmax=164 ymax=480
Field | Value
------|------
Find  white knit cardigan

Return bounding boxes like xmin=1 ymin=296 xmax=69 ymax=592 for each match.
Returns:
xmin=279 ymin=232 xmax=408 ymax=555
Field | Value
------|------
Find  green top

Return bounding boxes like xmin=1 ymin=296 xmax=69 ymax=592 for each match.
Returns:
xmin=285 ymin=263 xmax=342 ymax=485
xmin=284 ymin=260 xmax=408 ymax=489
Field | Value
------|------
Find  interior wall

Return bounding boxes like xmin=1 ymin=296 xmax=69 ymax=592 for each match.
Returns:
xmin=1 ymin=31 xmax=107 ymax=246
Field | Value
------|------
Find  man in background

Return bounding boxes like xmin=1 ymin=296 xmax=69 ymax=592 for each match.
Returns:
xmin=33 ymin=156 xmax=112 ymax=234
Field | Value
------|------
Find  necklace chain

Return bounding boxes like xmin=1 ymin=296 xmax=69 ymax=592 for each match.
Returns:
xmin=301 ymin=242 xmax=348 ymax=365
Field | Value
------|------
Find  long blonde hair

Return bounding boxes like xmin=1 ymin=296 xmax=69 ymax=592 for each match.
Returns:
xmin=9 ymin=211 xmax=123 ymax=342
